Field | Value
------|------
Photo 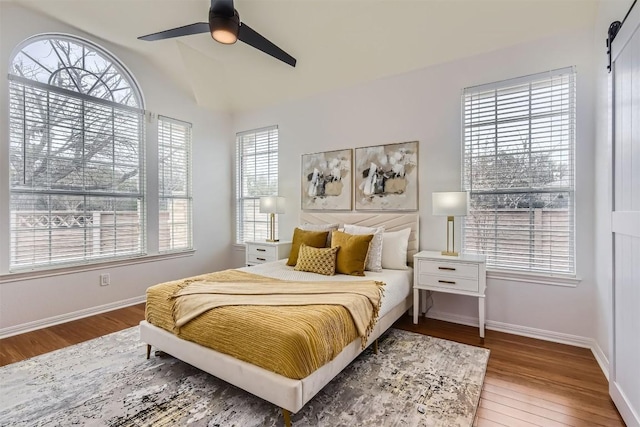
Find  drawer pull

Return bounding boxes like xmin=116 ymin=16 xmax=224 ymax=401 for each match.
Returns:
xmin=257 ymin=248 xmax=266 ymax=252
xmin=438 ymin=267 xmax=456 ymax=271
xmin=257 ymin=257 xmax=266 ymax=261
xmin=438 ymin=280 xmax=456 ymax=285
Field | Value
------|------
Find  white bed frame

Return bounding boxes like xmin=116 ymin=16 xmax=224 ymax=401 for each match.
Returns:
xmin=139 ymin=212 xmax=419 ymax=425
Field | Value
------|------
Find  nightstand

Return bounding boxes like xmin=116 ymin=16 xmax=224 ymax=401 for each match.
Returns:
xmin=245 ymin=241 xmax=292 ymax=266
xmin=413 ymin=250 xmax=487 ymax=337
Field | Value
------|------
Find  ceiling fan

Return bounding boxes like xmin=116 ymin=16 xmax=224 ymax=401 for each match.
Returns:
xmin=138 ymin=0 xmax=296 ymax=67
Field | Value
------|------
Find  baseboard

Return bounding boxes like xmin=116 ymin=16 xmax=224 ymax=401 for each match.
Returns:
xmin=0 ymin=295 xmax=146 ymax=339
xmin=590 ymin=340 xmax=610 ymax=380
xmin=485 ymin=318 xmax=594 ymax=348
xmin=611 ymin=381 xmax=640 ymax=427
xmin=426 ymin=310 xmax=610 ymax=379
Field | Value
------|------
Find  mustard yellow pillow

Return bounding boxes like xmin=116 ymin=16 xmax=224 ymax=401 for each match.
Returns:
xmin=331 ymin=230 xmax=374 ymax=276
xmin=287 ymin=228 xmax=330 ymax=266
xmin=294 ymin=244 xmax=339 ymax=276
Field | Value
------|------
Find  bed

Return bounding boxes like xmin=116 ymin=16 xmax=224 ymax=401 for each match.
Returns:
xmin=139 ymin=212 xmax=419 ymax=426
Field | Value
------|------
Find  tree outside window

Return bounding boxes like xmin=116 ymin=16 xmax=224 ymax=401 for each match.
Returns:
xmin=462 ymin=68 xmax=576 ymax=275
xmin=8 ymin=35 xmax=144 ymax=270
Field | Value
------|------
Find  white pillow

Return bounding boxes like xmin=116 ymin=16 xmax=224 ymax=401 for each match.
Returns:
xmin=381 ymin=228 xmax=411 ymax=270
xmin=343 ymin=224 xmax=385 ymax=272
xmin=299 ymin=223 xmax=339 ymax=247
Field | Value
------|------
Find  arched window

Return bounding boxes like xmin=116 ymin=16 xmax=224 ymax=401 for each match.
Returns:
xmin=8 ymin=34 xmax=145 ymax=270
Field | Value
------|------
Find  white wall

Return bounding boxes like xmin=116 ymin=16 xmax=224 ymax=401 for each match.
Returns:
xmin=0 ymin=4 xmax=233 ymax=334
xmin=232 ymin=27 xmax=599 ymax=340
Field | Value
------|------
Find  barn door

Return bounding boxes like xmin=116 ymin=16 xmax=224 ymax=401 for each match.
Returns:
xmin=610 ymin=3 xmax=640 ymax=426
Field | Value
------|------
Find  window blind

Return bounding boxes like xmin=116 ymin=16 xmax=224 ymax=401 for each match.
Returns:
xmin=9 ymin=80 xmax=145 ymax=270
xmin=158 ymin=116 xmax=192 ymax=252
xmin=462 ymin=67 xmax=576 ymax=275
xmin=235 ymin=125 xmax=279 ymax=244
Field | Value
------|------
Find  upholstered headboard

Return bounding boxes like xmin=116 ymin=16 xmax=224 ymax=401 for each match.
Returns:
xmin=299 ymin=212 xmax=419 ymax=264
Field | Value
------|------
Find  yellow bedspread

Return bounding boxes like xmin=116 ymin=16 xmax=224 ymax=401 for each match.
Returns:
xmin=145 ymin=269 xmax=384 ymax=379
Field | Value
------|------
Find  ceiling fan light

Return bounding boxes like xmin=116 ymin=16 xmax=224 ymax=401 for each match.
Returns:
xmin=212 ymin=29 xmax=237 ymax=44
xmin=209 ymin=9 xmax=240 ymax=45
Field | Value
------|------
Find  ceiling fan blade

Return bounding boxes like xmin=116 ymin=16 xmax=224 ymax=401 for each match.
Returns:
xmin=238 ymin=23 xmax=296 ymax=67
xmin=211 ymin=0 xmax=234 ymax=16
xmin=138 ymin=23 xmax=210 ymax=41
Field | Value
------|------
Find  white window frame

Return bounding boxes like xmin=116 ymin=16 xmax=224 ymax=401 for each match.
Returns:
xmin=158 ymin=116 xmax=193 ymax=253
xmin=235 ymin=125 xmax=279 ymax=244
xmin=6 ymin=35 xmax=146 ymax=272
xmin=1 ymin=34 xmax=196 ymax=278
xmin=462 ymin=67 xmax=576 ymax=277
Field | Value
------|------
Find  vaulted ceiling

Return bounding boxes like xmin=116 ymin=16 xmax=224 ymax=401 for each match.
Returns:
xmin=12 ymin=0 xmax=599 ymax=113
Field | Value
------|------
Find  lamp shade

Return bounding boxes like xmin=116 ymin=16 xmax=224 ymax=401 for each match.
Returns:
xmin=259 ymin=196 xmax=285 ymax=214
xmin=432 ymin=192 xmax=469 ymax=216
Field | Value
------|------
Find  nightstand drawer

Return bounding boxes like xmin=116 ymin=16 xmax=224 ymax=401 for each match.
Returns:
xmin=418 ymin=260 xmax=478 ymax=280
xmin=247 ymin=253 xmax=276 ymax=264
xmin=247 ymin=244 xmax=277 ymax=259
xmin=417 ymin=273 xmax=479 ymax=293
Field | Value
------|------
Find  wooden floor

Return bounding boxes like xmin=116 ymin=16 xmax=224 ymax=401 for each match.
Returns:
xmin=0 ymin=304 xmax=145 ymax=367
xmin=0 ymin=305 xmax=624 ymax=426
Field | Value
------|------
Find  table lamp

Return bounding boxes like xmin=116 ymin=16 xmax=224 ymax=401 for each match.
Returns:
xmin=259 ymin=196 xmax=285 ymax=242
xmin=432 ymin=191 xmax=469 ymax=256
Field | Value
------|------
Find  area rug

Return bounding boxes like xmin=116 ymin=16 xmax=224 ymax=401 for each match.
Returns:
xmin=0 ymin=327 xmax=489 ymax=426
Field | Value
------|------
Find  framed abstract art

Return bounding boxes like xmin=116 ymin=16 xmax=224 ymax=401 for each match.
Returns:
xmin=301 ymin=149 xmax=352 ymax=210
xmin=354 ymin=141 xmax=419 ymax=211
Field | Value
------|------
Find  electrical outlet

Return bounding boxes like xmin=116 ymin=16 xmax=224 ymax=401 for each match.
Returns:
xmin=100 ymin=273 xmax=110 ymax=286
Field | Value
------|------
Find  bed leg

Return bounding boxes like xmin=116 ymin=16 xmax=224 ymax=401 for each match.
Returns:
xmin=374 ymin=339 xmax=379 ymax=354
xmin=146 ymin=344 xmax=151 ymax=359
xmin=282 ymin=408 xmax=291 ymax=427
